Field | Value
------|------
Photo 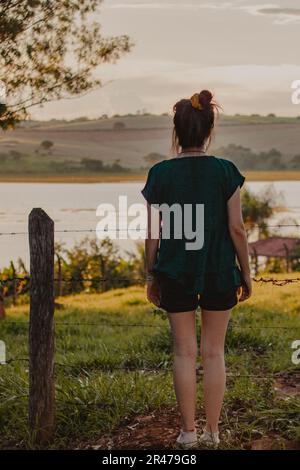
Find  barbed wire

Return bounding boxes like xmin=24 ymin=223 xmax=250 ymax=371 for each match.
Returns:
xmin=0 ymin=276 xmax=144 ymax=285
xmin=0 ymin=228 xmax=147 ymax=236
xmin=1 ymin=274 xmax=300 ymax=286
xmin=2 ymin=357 xmax=292 ymax=381
xmin=1 ymin=319 xmax=300 ymax=330
xmin=252 ymin=276 xmax=300 ymax=286
xmin=1 ymin=222 xmax=300 ymax=237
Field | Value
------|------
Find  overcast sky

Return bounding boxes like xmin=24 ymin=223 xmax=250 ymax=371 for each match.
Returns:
xmin=34 ymin=0 xmax=300 ymax=119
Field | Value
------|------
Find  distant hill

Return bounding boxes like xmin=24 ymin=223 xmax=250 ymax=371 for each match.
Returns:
xmin=1 ymin=114 xmax=300 ymax=169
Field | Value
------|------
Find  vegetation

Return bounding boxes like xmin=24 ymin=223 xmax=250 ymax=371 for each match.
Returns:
xmin=0 ymin=152 xmax=131 ymax=175
xmin=0 ymin=238 xmax=146 ymax=306
xmin=242 ymin=186 xmax=278 ymax=238
xmin=113 ymin=121 xmax=126 ymax=131
xmin=0 ymin=174 xmax=299 ymax=449
xmin=213 ymin=144 xmax=300 ymax=171
xmin=0 ymin=0 xmax=133 ymax=129
xmin=2 ymin=143 xmax=300 ymax=177
xmin=143 ymin=152 xmax=166 ymax=167
xmin=38 ymin=140 xmax=54 ymax=155
xmin=1 ymin=181 xmax=300 ymax=312
xmin=1 ymin=113 xmax=300 ymax=180
xmin=0 ymin=276 xmax=299 ymax=449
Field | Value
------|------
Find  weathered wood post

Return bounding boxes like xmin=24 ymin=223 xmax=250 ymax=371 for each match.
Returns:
xmin=0 ymin=293 xmax=5 ymax=319
xmin=252 ymin=246 xmax=258 ymax=276
xmin=56 ymin=253 xmax=63 ymax=297
xmin=10 ymin=261 xmax=17 ymax=306
xmin=28 ymin=208 xmax=55 ymax=444
xmin=283 ymin=243 xmax=290 ymax=273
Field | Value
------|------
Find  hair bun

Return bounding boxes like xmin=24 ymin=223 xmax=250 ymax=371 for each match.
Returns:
xmin=199 ymin=90 xmax=213 ymax=107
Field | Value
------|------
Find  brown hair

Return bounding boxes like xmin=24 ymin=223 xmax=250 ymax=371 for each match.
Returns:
xmin=171 ymin=90 xmax=221 ymax=155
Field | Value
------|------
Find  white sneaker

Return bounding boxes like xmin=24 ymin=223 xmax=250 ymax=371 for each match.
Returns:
xmin=198 ymin=428 xmax=220 ymax=447
xmin=176 ymin=428 xmax=198 ymax=449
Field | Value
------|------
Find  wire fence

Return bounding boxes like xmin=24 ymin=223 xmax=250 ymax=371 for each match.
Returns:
xmin=1 ymin=319 xmax=300 ymax=330
xmin=1 ymin=222 xmax=300 ymax=237
xmin=1 ymin=212 xmax=300 ymax=439
xmin=1 ymin=219 xmax=300 ymax=304
xmin=1 ymin=274 xmax=300 ymax=286
xmin=2 ymin=357 xmax=287 ymax=381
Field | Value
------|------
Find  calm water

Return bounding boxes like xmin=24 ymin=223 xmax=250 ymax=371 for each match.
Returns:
xmin=0 ymin=181 xmax=300 ymax=268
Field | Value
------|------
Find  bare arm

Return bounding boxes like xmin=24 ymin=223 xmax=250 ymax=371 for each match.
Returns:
xmin=145 ymin=203 xmax=161 ymax=306
xmin=227 ymin=186 xmax=252 ymax=300
xmin=145 ymin=203 xmax=161 ymax=271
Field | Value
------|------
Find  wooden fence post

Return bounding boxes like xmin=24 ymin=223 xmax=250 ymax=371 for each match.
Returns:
xmin=252 ymin=246 xmax=259 ymax=276
xmin=283 ymin=243 xmax=290 ymax=273
xmin=0 ymin=293 xmax=5 ymax=319
xmin=10 ymin=261 xmax=17 ymax=306
xmin=56 ymin=253 xmax=63 ymax=297
xmin=28 ymin=208 xmax=55 ymax=444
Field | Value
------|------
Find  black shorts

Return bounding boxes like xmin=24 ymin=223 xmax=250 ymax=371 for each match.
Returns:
xmin=156 ymin=272 xmax=239 ymax=313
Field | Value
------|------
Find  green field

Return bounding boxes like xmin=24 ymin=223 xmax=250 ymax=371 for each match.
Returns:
xmin=1 ymin=114 xmax=300 ymax=177
xmin=0 ymin=274 xmax=300 ymax=450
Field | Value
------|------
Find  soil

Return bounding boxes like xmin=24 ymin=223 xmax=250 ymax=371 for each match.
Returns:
xmin=78 ymin=369 xmax=300 ymax=451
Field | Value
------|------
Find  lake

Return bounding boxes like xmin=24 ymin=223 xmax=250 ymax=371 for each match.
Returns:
xmin=0 ymin=180 xmax=300 ymax=268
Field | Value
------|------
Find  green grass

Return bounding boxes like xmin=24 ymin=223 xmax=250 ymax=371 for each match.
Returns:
xmin=0 ymin=278 xmax=300 ymax=449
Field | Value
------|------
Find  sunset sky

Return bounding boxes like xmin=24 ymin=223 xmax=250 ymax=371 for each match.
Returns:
xmin=34 ymin=0 xmax=300 ymax=119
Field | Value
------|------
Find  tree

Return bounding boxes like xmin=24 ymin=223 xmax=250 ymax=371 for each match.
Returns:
xmin=113 ymin=121 xmax=126 ymax=130
xmin=0 ymin=0 xmax=134 ymax=129
xmin=213 ymin=144 xmax=286 ymax=171
xmin=289 ymin=154 xmax=300 ymax=169
xmin=81 ymin=158 xmax=104 ymax=172
xmin=9 ymin=150 xmax=22 ymax=161
xmin=40 ymin=140 xmax=54 ymax=154
xmin=241 ymin=186 xmax=277 ymax=238
xmin=110 ymin=159 xmax=129 ymax=172
xmin=143 ymin=152 xmax=165 ymax=167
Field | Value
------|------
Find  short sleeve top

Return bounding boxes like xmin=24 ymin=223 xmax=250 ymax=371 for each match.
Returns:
xmin=141 ymin=155 xmax=245 ymax=295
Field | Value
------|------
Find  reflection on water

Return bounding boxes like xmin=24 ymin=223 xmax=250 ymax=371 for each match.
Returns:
xmin=0 ymin=181 xmax=299 ymax=268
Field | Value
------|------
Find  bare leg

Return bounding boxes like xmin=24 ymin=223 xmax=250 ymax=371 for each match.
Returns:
xmin=167 ymin=310 xmax=197 ymax=432
xmin=200 ymin=309 xmax=231 ymax=433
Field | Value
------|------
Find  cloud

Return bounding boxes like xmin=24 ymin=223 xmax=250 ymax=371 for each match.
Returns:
xmin=104 ymin=1 xmax=300 ymax=24
xmin=241 ymin=4 xmax=300 ymax=24
xmin=104 ymin=1 xmax=241 ymax=11
xmin=259 ymin=8 xmax=300 ymax=16
xmin=31 ymin=61 xmax=300 ymax=119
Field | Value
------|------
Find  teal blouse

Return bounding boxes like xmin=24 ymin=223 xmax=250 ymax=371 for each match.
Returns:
xmin=141 ymin=155 xmax=246 ymax=295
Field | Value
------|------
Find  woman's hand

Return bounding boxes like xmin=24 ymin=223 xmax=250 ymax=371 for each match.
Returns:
xmin=146 ymin=278 xmax=161 ymax=307
xmin=238 ymin=272 xmax=252 ymax=302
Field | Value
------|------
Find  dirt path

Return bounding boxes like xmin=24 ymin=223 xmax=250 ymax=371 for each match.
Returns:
xmin=78 ymin=370 xmax=300 ymax=451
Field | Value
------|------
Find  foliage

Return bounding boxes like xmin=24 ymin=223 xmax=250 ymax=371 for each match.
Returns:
xmin=214 ymin=144 xmax=287 ymax=171
xmin=113 ymin=121 xmax=126 ymax=130
xmin=39 ymin=140 xmax=54 ymax=154
xmin=0 ymin=237 xmax=145 ymax=304
xmin=54 ymin=236 xmax=145 ymax=296
xmin=0 ymin=0 xmax=134 ymax=129
xmin=0 ymin=152 xmax=131 ymax=174
xmin=241 ymin=186 xmax=277 ymax=238
xmin=0 ymin=259 xmax=29 ymax=304
xmin=143 ymin=152 xmax=166 ymax=167
xmin=0 ymin=277 xmax=300 ymax=449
